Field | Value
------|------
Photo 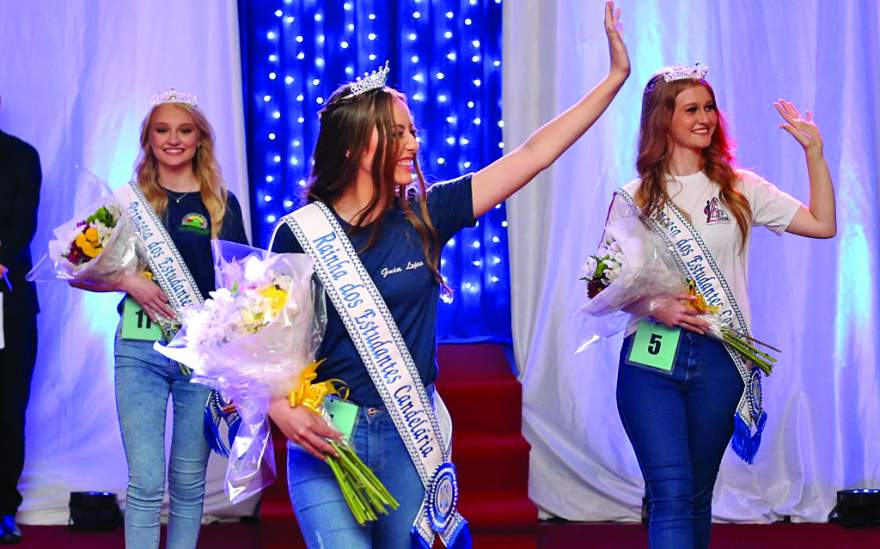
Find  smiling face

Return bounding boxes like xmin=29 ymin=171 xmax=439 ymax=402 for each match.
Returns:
xmin=147 ymin=104 xmax=201 ymax=170
xmin=358 ymin=97 xmax=419 ymax=186
xmin=668 ymin=84 xmax=718 ymax=152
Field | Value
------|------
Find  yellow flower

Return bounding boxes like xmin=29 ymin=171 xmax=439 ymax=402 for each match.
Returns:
xmin=74 ymin=233 xmax=102 ymax=258
xmin=85 ymin=227 xmax=100 ymax=244
xmin=81 ymin=242 xmax=102 ymax=258
xmin=688 ymin=279 xmax=720 ymax=314
xmin=259 ymin=284 xmax=288 ymax=318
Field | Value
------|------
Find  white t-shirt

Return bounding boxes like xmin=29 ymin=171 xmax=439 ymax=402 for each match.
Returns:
xmin=608 ymin=169 xmax=803 ymax=332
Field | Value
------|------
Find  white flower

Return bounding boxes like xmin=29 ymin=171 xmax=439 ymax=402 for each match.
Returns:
xmin=582 ymin=256 xmax=598 ymax=278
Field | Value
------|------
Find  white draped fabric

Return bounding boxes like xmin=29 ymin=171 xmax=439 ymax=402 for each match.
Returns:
xmin=504 ymin=0 xmax=879 ymax=522
xmin=0 ymin=0 xmax=256 ymax=523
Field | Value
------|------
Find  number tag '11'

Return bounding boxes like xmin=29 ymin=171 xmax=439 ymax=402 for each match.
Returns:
xmin=626 ymin=320 xmax=681 ymax=373
xmin=121 ymin=297 xmax=164 ymax=341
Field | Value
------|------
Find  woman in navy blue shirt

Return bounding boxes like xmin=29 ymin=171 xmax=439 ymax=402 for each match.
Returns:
xmin=270 ymin=4 xmax=630 ymax=548
xmin=76 ymin=94 xmax=247 ymax=549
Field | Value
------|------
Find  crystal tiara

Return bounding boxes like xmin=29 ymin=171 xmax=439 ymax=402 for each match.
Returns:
xmin=662 ymin=63 xmax=709 ymax=83
xmin=150 ymin=88 xmax=198 ymax=107
xmin=341 ymin=61 xmax=391 ymax=99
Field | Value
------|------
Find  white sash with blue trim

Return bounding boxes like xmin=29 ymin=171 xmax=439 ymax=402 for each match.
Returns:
xmin=275 ymin=202 xmax=471 ymax=548
xmin=616 ymin=189 xmax=766 ymax=463
xmin=115 ymin=182 xmax=204 ymax=313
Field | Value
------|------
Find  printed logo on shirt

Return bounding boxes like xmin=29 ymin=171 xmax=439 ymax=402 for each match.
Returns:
xmin=180 ymin=213 xmax=209 ymax=235
xmin=380 ymin=260 xmax=425 ymax=278
xmin=704 ymin=197 xmax=731 ymax=225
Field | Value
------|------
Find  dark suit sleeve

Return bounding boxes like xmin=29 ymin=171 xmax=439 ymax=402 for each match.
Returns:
xmin=0 ymin=143 xmax=41 ymax=266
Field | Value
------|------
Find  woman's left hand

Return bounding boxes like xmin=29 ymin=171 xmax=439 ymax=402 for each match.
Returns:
xmin=775 ymin=99 xmax=823 ymax=158
xmin=604 ymin=1 xmax=631 ymax=81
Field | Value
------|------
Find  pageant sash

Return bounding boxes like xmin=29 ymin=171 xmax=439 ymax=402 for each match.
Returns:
xmin=275 ymin=202 xmax=471 ymax=548
xmin=115 ymin=182 xmax=203 ymax=314
xmin=616 ymin=189 xmax=767 ymax=464
xmin=117 ymin=183 xmax=241 ymax=455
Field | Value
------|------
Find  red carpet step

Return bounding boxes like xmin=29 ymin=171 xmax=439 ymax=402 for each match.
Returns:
xmin=436 ymin=344 xmax=536 ymax=530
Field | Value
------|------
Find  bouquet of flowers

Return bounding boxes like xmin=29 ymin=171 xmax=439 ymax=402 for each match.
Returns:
xmin=155 ymin=241 xmax=398 ymax=523
xmin=28 ymin=169 xmax=139 ymax=282
xmin=577 ymin=205 xmax=779 ymax=374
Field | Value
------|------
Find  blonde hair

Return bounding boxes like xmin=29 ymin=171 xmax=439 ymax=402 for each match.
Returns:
xmin=134 ymin=103 xmax=228 ymax=238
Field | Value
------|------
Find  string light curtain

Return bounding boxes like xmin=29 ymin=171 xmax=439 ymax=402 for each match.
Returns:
xmin=238 ymin=0 xmax=510 ymax=342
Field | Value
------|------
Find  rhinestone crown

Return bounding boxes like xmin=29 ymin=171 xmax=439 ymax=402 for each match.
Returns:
xmin=150 ymin=88 xmax=198 ymax=107
xmin=342 ymin=61 xmax=391 ymax=99
xmin=662 ymin=63 xmax=709 ymax=83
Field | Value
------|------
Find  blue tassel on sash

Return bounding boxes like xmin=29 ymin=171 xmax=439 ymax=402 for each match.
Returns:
xmin=203 ymin=391 xmax=241 ymax=457
xmin=732 ymin=410 xmax=767 ymax=464
xmin=446 ymin=519 xmax=473 ymax=549
xmin=410 ymin=528 xmax=431 ymax=549
xmin=409 ymin=520 xmax=472 ymax=549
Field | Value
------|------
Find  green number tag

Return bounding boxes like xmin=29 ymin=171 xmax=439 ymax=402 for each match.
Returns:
xmin=325 ymin=398 xmax=359 ymax=442
xmin=627 ymin=320 xmax=681 ymax=373
xmin=121 ymin=297 xmax=164 ymax=341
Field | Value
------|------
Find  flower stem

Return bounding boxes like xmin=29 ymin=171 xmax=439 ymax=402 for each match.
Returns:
xmin=324 ymin=440 xmax=399 ymax=526
xmin=723 ymin=333 xmax=773 ymax=375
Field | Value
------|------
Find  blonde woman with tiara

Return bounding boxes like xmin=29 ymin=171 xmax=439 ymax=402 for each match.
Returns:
xmin=74 ymin=90 xmax=248 ymax=548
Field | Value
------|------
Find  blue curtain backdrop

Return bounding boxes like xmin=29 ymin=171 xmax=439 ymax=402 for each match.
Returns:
xmin=238 ymin=0 xmax=510 ymax=342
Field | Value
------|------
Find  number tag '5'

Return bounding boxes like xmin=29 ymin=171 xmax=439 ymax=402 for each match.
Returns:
xmin=626 ymin=320 xmax=681 ymax=373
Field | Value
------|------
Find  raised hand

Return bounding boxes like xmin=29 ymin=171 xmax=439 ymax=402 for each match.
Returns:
xmin=775 ymin=99 xmax=823 ymax=158
xmin=605 ymin=1 xmax=630 ymax=81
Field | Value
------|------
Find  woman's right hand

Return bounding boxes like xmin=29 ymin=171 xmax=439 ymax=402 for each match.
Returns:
xmin=604 ymin=1 xmax=631 ymax=82
xmin=645 ymin=293 xmax=710 ymax=335
xmin=268 ymin=397 xmax=343 ymax=460
xmin=117 ymin=274 xmax=176 ymax=322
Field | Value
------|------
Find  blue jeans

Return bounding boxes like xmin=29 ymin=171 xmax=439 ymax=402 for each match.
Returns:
xmin=617 ymin=328 xmax=744 ymax=549
xmin=114 ymin=327 xmax=211 ymax=549
xmin=287 ymin=402 xmax=425 ymax=549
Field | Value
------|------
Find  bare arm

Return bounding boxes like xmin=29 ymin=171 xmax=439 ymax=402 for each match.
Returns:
xmin=775 ymin=100 xmax=837 ymax=239
xmin=471 ymin=1 xmax=630 ymax=217
xmin=70 ymin=273 xmax=176 ymax=321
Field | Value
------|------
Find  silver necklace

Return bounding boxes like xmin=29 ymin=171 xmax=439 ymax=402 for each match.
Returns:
xmin=166 ymin=189 xmax=193 ymax=203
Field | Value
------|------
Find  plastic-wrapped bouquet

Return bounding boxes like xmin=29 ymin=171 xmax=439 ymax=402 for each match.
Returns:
xmin=28 ymin=169 xmax=139 ymax=283
xmin=577 ymin=205 xmax=779 ymax=374
xmin=155 ymin=242 xmax=398 ymax=523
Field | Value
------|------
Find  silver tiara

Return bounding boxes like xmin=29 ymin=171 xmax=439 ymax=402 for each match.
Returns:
xmin=342 ymin=61 xmax=390 ymax=99
xmin=150 ymin=88 xmax=198 ymax=107
xmin=662 ymin=63 xmax=709 ymax=83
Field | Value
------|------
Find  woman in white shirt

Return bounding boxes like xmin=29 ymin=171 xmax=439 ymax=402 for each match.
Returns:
xmin=606 ymin=65 xmax=836 ymax=549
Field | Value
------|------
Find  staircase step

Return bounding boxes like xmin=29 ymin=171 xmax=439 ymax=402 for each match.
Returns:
xmin=437 ymin=379 xmax=522 ymax=434
xmin=436 ymin=344 xmax=516 ymax=381
xmin=459 ymin=490 xmax=537 ymax=529
xmin=453 ymin=433 xmax=530 ymax=493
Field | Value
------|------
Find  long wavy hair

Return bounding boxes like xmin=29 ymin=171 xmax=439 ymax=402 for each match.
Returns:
xmin=307 ymin=84 xmax=445 ymax=289
xmin=135 ymin=103 xmax=228 ymax=238
xmin=635 ymin=72 xmax=751 ymax=246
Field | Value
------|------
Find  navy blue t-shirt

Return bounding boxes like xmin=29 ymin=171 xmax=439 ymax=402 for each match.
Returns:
xmin=163 ymin=190 xmax=249 ymax=298
xmin=271 ymin=175 xmax=475 ymax=406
